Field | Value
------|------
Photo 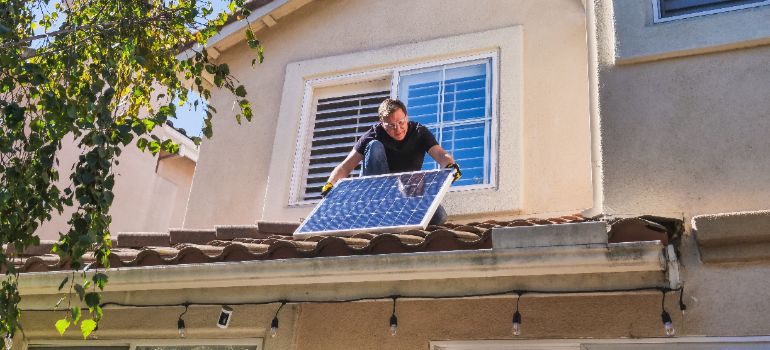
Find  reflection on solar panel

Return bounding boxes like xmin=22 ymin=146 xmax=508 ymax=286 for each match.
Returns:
xmin=294 ymin=169 xmax=454 ymax=237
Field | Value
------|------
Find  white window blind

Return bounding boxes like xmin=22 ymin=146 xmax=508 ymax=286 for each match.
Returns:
xmin=397 ymin=59 xmax=492 ymax=188
xmin=658 ymin=0 xmax=770 ymax=18
xmin=302 ymin=90 xmax=390 ymax=200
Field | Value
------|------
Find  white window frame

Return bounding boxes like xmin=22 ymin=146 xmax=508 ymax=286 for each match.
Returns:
xmin=431 ymin=336 xmax=770 ymax=350
xmin=652 ymin=0 xmax=770 ymax=23
xmin=25 ymin=338 xmax=263 ymax=350
xmin=288 ymin=51 xmax=499 ymax=206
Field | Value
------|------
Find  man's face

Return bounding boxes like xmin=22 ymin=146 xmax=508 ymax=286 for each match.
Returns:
xmin=382 ymin=108 xmax=408 ymax=141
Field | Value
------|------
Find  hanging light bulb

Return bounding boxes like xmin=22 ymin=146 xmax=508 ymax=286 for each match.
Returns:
xmin=177 ymin=318 xmax=186 ymax=338
xmin=389 ymin=314 xmax=398 ymax=336
xmin=4 ymin=333 xmax=12 ymax=350
xmin=661 ymin=310 xmax=675 ymax=337
xmin=389 ymin=296 xmax=398 ymax=336
xmin=177 ymin=303 xmax=189 ymax=338
xmin=511 ymin=292 xmax=523 ymax=336
xmin=270 ymin=316 xmax=279 ymax=338
xmin=511 ymin=310 xmax=522 ymax=336
xmin=269 ymin=301 xmax=286 ymax=338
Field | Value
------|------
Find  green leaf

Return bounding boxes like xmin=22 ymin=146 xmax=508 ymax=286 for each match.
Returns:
xmin=92 ymin=273 xmax=108 ymax=290
xmin=84 ymin=292 xmax=100 ymax=308
xmin=58 ymin=276 xmax=69 ymax=291
xmin=71 ymin=306 xmax=82 ymax=324
xmin=235 ymin=85 xmax=247 ymax=97
xmin=80 ymin=319 xmax=97 ymax=339
xmin=55 ymin=318 xmax=71 ymax=336
xmin=74 ymin=284 xmax=85 ymax=300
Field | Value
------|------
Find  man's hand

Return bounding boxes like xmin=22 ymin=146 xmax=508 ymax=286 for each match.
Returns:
xmin=321 ymin=182 xmax=334 ymax=197
xmin=446 ymin=163 xmax=462 ymax=183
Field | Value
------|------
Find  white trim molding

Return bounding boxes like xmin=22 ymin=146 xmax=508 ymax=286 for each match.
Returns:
xmin=262 ymin=25 xmax=524 ymax=221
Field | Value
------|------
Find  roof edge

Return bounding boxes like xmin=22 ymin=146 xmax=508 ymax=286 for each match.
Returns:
xmin=18 ymin=241 xmax=666 ymax=297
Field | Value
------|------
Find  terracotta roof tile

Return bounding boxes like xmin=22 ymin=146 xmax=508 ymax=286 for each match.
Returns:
xmin=170 ymin=229 xmax=216 ymax=245
xmin=116 ymin=232 xmax=170 ymax=248
xmin=17 ymin=215 xmax=611 ymax=272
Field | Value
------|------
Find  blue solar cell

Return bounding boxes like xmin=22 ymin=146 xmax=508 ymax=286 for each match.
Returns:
xmin=294 ymin=169 xmax=455 ymax=237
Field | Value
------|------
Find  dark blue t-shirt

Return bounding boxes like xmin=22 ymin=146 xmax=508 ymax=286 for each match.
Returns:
xmin=353 ymin=121 xmax=439 ymax=173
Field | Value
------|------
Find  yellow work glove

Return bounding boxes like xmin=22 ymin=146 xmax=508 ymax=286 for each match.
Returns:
xmin=320 ymin=182 xmax=334 ymax=197
xmin=446 ymin=163 xmax=462 ymax=183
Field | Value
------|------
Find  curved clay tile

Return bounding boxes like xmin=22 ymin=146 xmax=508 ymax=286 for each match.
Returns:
xmin=175 ymin=246 xmax=220 ymax=264
xmin=394 ymin=234 xmax=425 ymax=245
xmin=219 ymin=243 xmax=261 ymax=262
xmin=263 ymin=240 xmax=305 ymax=259
xmin=131 ymin=249 xmax=169 ymax=267
xmin=351 ymin=233 xmax=376 ymax=240
xmin=336 ymin=237 xmax=372 ymax=249
xmin=264 ymin=240 xmax=305 ymax=260
xmin=452 ymin=225 xmax=484 ymax=235
xmin=367 ymin=234 xmax=413 ymax=254
xmin=401 ymin=229 xmax=428 ymax=238
xmin=421 ymin=230 xmax=483 ymax=252
xmin=22 ymin=255 xmax=60 ymax=272
xmin=106 ymin=252 xmax=126 ymax=268
xmin=312 ymin=237 xmax=359 ymax=257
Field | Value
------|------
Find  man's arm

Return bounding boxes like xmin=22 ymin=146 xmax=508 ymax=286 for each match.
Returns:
xmin=427 ymin=145 xmax=454 ymax=168
xmin=326 ymin=150 xmax=364 ymax=185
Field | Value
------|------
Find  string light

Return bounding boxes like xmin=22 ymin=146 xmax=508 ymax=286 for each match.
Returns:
xmin=38 ymin=286 xmax=680 ymax=339
xmin=177 ymin=303 xmax=189 ymax=338
xmin=661 ymin=291 xmax=675 ymax=337
xmin=270 ymin=301 xmax=286 ymax=338
xmin=389 ymin=296 xmax=398 ymax=336
xmin=512 ymin=291 xmax=522 ymax=336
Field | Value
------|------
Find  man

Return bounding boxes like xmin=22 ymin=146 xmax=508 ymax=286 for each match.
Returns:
xmin=320 ymin=98 xmax=461 ymax=225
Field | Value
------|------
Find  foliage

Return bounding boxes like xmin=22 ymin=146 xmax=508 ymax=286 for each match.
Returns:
xmin=0 ymin=0 xmax=262 ymax=341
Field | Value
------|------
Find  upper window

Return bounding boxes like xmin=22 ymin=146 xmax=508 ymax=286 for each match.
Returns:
xmin=654 ymin=0 xmax=770 ymax=22
xmin=293 ymin=53 xmax=497 ymax=203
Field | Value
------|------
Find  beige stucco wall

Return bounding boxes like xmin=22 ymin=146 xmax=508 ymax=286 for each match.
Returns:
xmin=592 ymin=0 xmax=770 ymax=218
xmin=184 ymin=0 xmax=593 ymax=228
xmin=36 ymin=126 xmax=196 ymax=240
xmin=584 ymin=0 xmax=770 ymax=343
xmin=16 ymin=291 xmax=687 ymax=350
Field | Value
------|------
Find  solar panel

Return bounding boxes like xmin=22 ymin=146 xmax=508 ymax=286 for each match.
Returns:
xmin=294 ymin=169 xmax=455 ymax=237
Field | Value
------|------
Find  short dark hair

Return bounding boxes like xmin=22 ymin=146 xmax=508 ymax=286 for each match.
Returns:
xmin=378 ymin=98 xmax=408 ymax=121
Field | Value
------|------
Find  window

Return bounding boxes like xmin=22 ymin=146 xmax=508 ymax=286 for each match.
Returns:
xmin=295 ymin=54 xmax=496 ymax=203
xmin=654 ymin=0 xmax=770 ymax=22
xmin=397 ymin=59 xmax=492 ymax=188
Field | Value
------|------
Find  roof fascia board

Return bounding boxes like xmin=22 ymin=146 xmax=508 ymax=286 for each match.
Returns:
xmin=18 ymin=241 xmax=666 ymax=296
xmin=177 ymin=0 xmax=294 ymax=61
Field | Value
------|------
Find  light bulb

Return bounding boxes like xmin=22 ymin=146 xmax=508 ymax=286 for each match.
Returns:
xmin=4 ymin=333 xmax=12 ymax=350
xmin=389 ymin=314 xmax=398 ymax=336
xmin=270 ymin=317 xmax=279 ymax=338
xmin=177 ymin=318 xmax=186 ymax=338
xmin=511 ymin=311 xmax=522 ymax=336
xmin=661 ymin=311 xmax=675 ymax=337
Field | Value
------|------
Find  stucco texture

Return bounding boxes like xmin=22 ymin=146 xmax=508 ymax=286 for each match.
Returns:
xmin=183 ymin=0 xmax=593 ymax=228
xmin=596 ymin=20 xmax=770 ymax=217
xmin=19 ymin=294 xmax=678 ymax=350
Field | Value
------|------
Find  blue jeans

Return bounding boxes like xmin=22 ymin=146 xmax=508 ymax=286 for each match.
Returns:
xmin=362 ymin=140 xmax=448 ymax=225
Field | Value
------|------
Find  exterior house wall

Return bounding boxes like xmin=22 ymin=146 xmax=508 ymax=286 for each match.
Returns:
xmin=183 ymin=0 xmax=593 ymax=228
xmin=35 ymin=126 xmax=196 ymax=240
xmin=594 ymin=0 xmax=770 ymax=218
xmin=589 ymin=0 xmax=770 ymax=341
